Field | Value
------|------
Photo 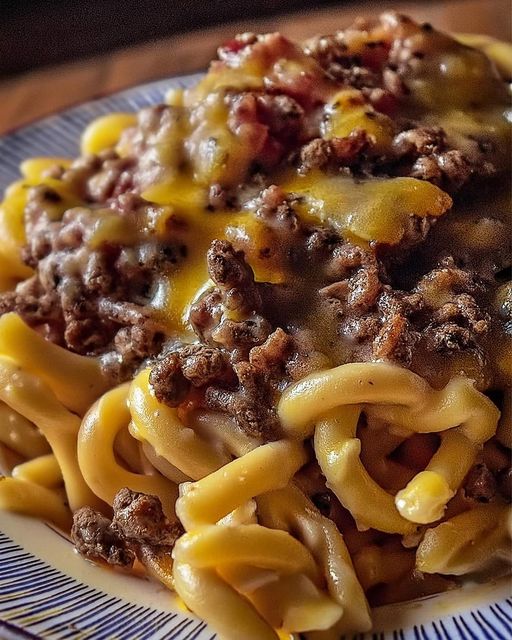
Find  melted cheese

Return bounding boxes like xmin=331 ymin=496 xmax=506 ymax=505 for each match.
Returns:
xmin=322 ymin=90 xmax=394 ymax=154
xmin=281 ymin=171 xmax=452 ymax=245
xmin=138 ymin=164 xmax=453 ymax=336
xmin=141 ymin=179 xmax=286 ymax=333
xmin=0 ymin=158 xmax=76 ymax=285
xmin=455 ymin=34 xmax=512 ymax=77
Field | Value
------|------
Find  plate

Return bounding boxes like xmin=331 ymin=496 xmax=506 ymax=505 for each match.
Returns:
xmin=0 ymin=74 xmax=511 ymax=640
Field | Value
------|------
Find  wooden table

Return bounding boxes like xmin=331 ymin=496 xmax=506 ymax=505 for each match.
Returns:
xmin=0 ymin=0 xmax=509 ymax=134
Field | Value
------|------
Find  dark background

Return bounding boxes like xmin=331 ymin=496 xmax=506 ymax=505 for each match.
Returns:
xmin=0 ymin=0 xmax=345 ymax=78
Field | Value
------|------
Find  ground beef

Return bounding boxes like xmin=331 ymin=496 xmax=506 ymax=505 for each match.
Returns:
xmin=413 ymin=149 xmax=483 ymax=190
xmin=45 ymin=150 xmax=136 ymax=204
xmin=247 ymin=327 xmax=293 ymax=374
xmin=72 ymin=489 xmax=182 ymax=568
xmin=203 ymin=327 xmax=327 ymax=438
xmin=317 ymin=231 xmax=491 ymax=372
xmin=205 ymin=360 xmax=280 ymax=439
xmin=254 ymin=185 xmax=300 ymax=230
xmin=301 ymin=12 xmax=507 ymax=191
xmin=189 ymin=240 xmax=272 ymax=358
xmin=227 ymin=92 xmax=306 ymax=172
xmin=206 ymin=239 xmax=262 ymax=313
xmin=372 ymin=292 xmax=422 ymax=364
xmin=112 ymin=488 xmax=183 ymax=547
xmin=149 ymin=324 xmax=323 ymax=440
xmin=149 ymin=344 xmax=231 ymax=407
xmin=388 ymin=119 xmax=494 ymax=193
xmin=188 ymin=289 xmax=224 ymax=345
xmin=202 ymin=328 xmax=294 ymax=439
xmin=250 ymin=185 xmax=305 ymax=270
xmin=0 ymin=187 xmax=179 ymax=382
xmin=71 ymin=506 xmax=135 ymax=568
xmin=117 ymin=104 xmax=185 ymax=191
xmin=464 ymin=463 xmax=497 ymax=503
xmin=0 ymin=276 xmax=63 ymax=340
xmin=299 ymin=129 xmax=373 ymax=173
xmin=392 ymin=127 xmax=446 ymax=157
xmin=304 ymin=33 xmax=382 ymax=89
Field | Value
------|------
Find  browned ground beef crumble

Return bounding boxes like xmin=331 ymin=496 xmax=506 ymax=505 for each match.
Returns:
xmin=71 ymin=488 xmax=183 ymax=567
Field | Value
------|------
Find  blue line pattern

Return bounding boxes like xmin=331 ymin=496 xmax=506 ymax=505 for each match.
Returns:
xmin=0 ymin=532 xmax=211 ymax=639
xmin=0 ymin=73 xmax=511 ymax=640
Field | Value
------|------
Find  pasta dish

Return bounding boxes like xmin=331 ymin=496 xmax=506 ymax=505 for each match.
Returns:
xmin=0 ymin=12 xmax=511 ymax=639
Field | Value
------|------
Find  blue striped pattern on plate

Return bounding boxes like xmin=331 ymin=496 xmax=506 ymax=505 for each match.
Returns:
xmin=0 ymin=73 xmax=510 ymax=640
xmin=0 ymin=532 xmax=212 ymax=640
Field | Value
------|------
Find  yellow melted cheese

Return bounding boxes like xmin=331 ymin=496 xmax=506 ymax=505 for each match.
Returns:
xmin=0 ymin=157 xmax=76 ymax=288
xmin=137 ymin=166 xmax=453 ymax=334
xmin=322 ymin=90 xmax=394 ymax=155
xmin=281 ymin=171 xmax=452 ymax=245
xmin=141 ymin=180 xmax=287 ymax=334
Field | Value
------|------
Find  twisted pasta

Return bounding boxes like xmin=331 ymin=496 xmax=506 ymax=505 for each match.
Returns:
xmin=129 ymin=369 xmax=231 ymax=480
xmin=416 ymin=504 xmax=510 ymax=575
xmin=314 ymin=407 xmax=415 ymax=533
xmin=78 ymin=383 xmax=179 ymax=517
xmin=176 ymin=440 xmax=306 ymax=530
xmin=257 ymin=484 xmax=372 ymax=634
xmin=279 ymin=362 xmax=499 ymax=527
xmin=221 ymin=565 xmax=338 ymax=634
xmin=173 ymin=563 xmax=278 ymax=640
xmin=170 ymin=441 xmax=351 ymax=638
xmin=0 ymin=355 xmax=103 ymax=513
xmin=174 ymin=524 xmax=320 ymax=581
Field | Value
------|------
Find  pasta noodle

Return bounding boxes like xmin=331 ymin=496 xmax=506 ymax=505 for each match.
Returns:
xmin=173 ymin=562 xmax=278 ymax=640
xmin=0 ymin=13 xmax=510 ymax=640
xmin=313 ymin=407 xmax=417 ymax=533
xmin=0 ymin=402 xmax=50 ymax=458
xmin=79 ymin=383 xmax=179 ymax=517
xmin=12 ymin=453 xmax=62 ymax=488
xmin=0 ymin=476 xmax=72 ymax=531
xmin=129 ymin=368 xmax=231 ymax=480
xmin=257 ymin=484 xmax=372 ymax=635
xmin=0 ymin=354 xmax=103 ymax=513
xmin=281 ymin=362 xmax=499 ymax=526
xmin=0 ymin=313 xmax=109 ymax=415
xmin=416 ymin=505 xmax=511 ymax=575
xmin=175 ymin=440 xmax=307 ymax=530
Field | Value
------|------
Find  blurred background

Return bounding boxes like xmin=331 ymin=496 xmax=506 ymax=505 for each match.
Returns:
xmin=0 ymin=0 xmax=510 ymax=132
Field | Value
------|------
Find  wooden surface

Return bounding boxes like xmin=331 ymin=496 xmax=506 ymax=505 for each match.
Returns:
xmin=0 ymin=0 xmax=510 ymax=135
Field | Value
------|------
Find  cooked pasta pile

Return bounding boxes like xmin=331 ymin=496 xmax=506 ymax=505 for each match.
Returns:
xmin=0 ymin=12 xmax=511 ymax=639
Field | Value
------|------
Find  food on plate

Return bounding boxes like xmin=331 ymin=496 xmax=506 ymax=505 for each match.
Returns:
xmin=0 ymin=12 xmax=511 ymax=639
